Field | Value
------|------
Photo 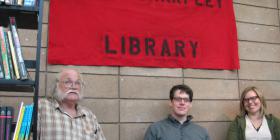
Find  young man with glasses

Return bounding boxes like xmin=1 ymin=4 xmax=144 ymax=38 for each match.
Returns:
xmin=37 ymin=69 xmax=106 ymax=140
xmin=144 ymin=84 xmax=210 ymax=140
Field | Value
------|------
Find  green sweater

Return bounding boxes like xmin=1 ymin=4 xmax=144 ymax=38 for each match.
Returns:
xmin=226 ymin=114 xmax=280 ymax=140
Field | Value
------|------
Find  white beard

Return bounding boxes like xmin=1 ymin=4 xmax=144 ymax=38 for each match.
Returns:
xmin=54 ymin=87 xmax=84 ymax=102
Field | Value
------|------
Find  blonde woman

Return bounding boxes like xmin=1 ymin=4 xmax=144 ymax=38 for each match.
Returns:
xmin=227 ymin=86 xmax=280 ymax=140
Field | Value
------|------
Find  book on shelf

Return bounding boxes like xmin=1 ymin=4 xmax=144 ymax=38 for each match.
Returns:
xmin=12 ymin=102 xmax=24 ymax=140
xmin=0 ymin=103 xmax=33 ymax=140
xmin=5 ymin=106 xmax=14 ymax=140
xmin=23 ymin=0 xmax=36 ymax=7
xmin=4 ymin=0 xmax=12 ymax=5
xmin=1 ymin=0 xmax=38 ymax=6
xmin=16 ymin=0 xmax=23 ymax=6
xmin=11 ymin=102 xmax=33 ymax=140
xmin=0 ymin=106 xmax=14 ymax=140
xmin=24 ymin=104 xmax=33 ymax=140
xmin=19 ymin=104 xmax=33 ymax=140
xmin=0 ymin=26 xmax=11 ymax=80
xmin=18 ymin=104 xmax=29 ymax=140
xmin=7 ymin=30 xmax=19 ymax=80
xmin=9 ymin=17 xmax=29 ymax=80
xmin=4 ymin=29 xmax=16 ymax=80
xmin=0 ymin=106 xmax=6 ymax=140
xmin=0 ymin=44 xmax=4 ymax=79
xmin=0 ymin=16 xmax=30 ymax=80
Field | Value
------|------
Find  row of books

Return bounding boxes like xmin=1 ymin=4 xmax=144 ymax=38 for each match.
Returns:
xmin=13 ymin=102 xmax=34 ymax=140
xmin=0 ymin=106 xmax=13 ymax=140
xmin=0 ymin=0 xmax=37 ymax=7
xmin=0 ymin=102 xmax=34 ymax=140
xmin=0 ymin=17 xmax=29 ymax=80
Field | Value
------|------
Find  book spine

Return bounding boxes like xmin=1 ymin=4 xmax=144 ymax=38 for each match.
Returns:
xmin=4 ymin=0 xmax=12 ymax=5
xmin=14 ymin=0 xmax=17 ymax=5
xmin=5 ymin=107 xmax=13 ymax=140
xmin=0 ymin=107 xmax=6 ymax=140
xmin=16 ymin=106 xmax=25 ymax=140
xmin=18 ymin=105 xmax=29 ymax=140
xmin=24 ymin=104 xmax=33 ymax=140
xmin=12 ymin=102 xmax=24 ymax=140
xmin=23 ymin=0 xmax=35 ymax=7
xmin=17 ymin=0 xmax=23 ymax=6
xmin=4 ymin=30 xmax=15 ymax=80
xmin=9 ymin=17 xmax=28 ymax=80
xmin=0 ymin=27 xmax=11 ymax=80
xmin=7 ymin=31 xmax=20 ymax=80
xmin=0 ymin=34 xmax=4 ymax=79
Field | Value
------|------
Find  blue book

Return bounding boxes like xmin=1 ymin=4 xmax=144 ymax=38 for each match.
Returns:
xmin=18 ymin=105 xmax=29 ymax=140
xmin=23 ymin=0 xmax=35 ymax=7
xmin=24 ymin=104 xmax=33 ymax=140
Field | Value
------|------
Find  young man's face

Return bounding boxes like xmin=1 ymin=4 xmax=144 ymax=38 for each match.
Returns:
xmin=170 ymin=90 xmax=192 ymax=118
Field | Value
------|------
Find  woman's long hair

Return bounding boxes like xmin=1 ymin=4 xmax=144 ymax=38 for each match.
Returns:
xmin=240 ymin=86 xmax=267 ymax=116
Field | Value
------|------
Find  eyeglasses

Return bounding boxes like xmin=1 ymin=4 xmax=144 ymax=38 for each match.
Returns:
xmin=173 ymin=97 xmax=191 ymax=103
xmin=60 ymin=80 xmax=83 ymax=88
xmin=243 ymin=96 xmax=259 ymax=103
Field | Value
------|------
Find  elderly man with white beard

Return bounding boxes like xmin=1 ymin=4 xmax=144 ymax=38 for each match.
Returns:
xmin=37 ymin=69 xmax=106 ymax=140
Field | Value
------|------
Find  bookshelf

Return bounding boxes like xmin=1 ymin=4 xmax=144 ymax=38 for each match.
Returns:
xmin=0 ymin=0 xmax=43 ymax=139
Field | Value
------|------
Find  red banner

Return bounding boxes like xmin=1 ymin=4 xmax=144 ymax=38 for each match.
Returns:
xmin=48 ymin=0 xmax=239 ymax=70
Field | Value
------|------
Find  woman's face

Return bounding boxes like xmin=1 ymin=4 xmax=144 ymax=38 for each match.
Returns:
xmin=243 ymin=90 xmax=261 ymax=115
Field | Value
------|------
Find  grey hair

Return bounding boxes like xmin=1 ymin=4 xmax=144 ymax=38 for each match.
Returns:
xmin=55 ymin=69 xmax=85 ymax=84
xmin=49 ymin=69 xmax=85 ymax=101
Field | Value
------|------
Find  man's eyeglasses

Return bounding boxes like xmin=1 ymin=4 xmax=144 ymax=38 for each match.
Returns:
xmin=173 ymin=97 xmax=191 ymax=103
xmin=60 ymin=80 xmax=83 ymax=88
xmin=243 ymin=96 xmax=259 ymax=103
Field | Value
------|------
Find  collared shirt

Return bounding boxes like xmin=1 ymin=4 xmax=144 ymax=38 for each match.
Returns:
xmin=37 ymin=98 xmax=106 ymax=140
xmin=144 ymin=115 xmax=210 ymax=140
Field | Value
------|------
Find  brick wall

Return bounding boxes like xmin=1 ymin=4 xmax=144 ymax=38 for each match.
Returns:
xmin=0 ymin=0 xmax=279 ymax=140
